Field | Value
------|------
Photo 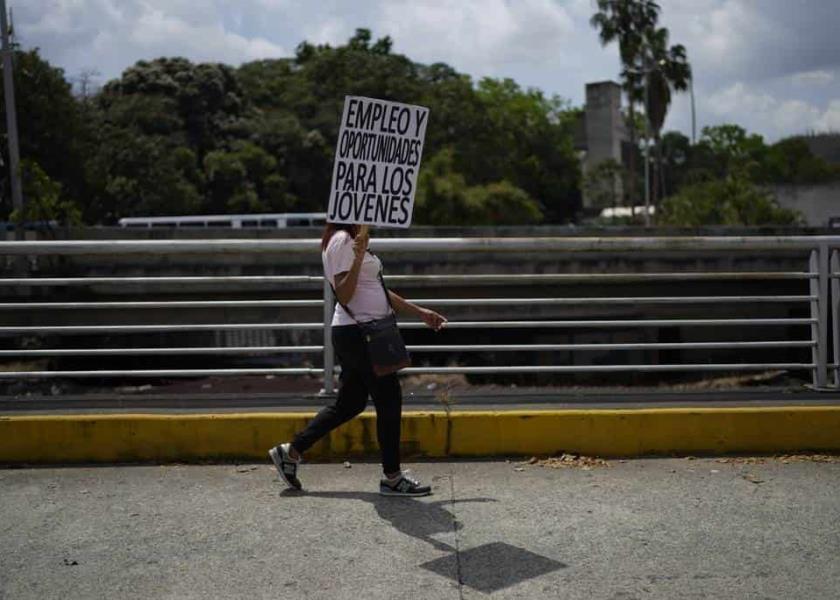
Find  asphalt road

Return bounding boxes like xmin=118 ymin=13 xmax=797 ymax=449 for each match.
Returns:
xmin=1 ymin=458 xmax=839 ymax=599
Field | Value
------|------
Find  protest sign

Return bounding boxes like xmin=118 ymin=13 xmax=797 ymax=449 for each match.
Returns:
xmin=327 ymin=96 xmax=429 ymax=228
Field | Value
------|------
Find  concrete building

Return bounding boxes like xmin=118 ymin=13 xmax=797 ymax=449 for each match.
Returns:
xmin=575 ymin=81 xmax=630 ymax=213
xmin=771 ymin=182 xmax=840 ymax=227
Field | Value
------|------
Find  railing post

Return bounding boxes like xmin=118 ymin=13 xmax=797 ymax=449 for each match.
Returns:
xmin=321 ymin=278 xmax=335 ymax=396
xmin=809 ymin=247 xmax=829 ymax=388
xmin=831 ymin=248 xmax=840 ymax=388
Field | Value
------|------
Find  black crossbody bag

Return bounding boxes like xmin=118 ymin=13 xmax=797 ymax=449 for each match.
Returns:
xmin=330 ymin=258 xmax=411 ymax=377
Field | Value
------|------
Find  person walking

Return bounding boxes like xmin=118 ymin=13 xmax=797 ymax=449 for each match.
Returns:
xmin=269 ymin=223 xmax=447 ymax=497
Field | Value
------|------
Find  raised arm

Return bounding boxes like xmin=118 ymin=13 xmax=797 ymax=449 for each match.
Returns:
xmin=333 ymin=230 xmax=369 ymax=305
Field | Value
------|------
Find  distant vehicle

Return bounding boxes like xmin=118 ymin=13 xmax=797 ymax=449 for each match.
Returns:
xmin=598 ymin=206 xmax=655 ymax=219
xmin=117 ymin=213 xmax=327 ymax=229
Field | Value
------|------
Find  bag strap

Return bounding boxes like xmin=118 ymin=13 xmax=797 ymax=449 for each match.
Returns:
xmin=328 ymin=251 xmax=394 ymax=322
xmin=377 ymin=267 xmax=396 ymax=312
xmin=328 ymin=280 xmax=355 ymax=320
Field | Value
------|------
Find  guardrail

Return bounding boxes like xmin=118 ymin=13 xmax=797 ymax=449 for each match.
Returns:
xmin=1 ymin=236 xmax=838 ymax=394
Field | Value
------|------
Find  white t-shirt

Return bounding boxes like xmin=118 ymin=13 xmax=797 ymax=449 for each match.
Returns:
xmin=322 ymin=230 xmax=391 ymax=326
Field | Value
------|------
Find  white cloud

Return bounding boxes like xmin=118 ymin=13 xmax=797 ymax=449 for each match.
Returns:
xmin=791 ymin=70 xmax=835 ymax=87
xmin=773 ymin=100 xmax=822 ymax=136
xmin=377 ymin=0 xmax=575 ymax=72
xmin=815 ymin=101 xmax=840 ymax=133
xmin=14 ymin=0 xmax=840 ymax=143
xmin=707 ymin=82 xmax=776 ymax=118
xmin=17 ymin=0 xmax=287 ymax=80
xmin=303 ymin=16 xmax=352 ymax=46
xmin=705 ymin=82 xmax=840 ymax=140
xmin=661 ymin=0 xmax=840 ymax=85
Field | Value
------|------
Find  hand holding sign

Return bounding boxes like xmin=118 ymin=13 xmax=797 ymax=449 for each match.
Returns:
xmin=328 ymin=96 xmax=429 ymax=228
xmin=352 ymin=224 xmax=370 ymax=261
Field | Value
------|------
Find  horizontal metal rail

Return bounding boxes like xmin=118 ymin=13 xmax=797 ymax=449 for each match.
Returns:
xmin=0 ymin=363 xmax=814 ymax=379
xmin=0 ymin=318 xmax=814 ymax=336
xmin=0 ymin=272 xmax=816 ymax=287
xmin=412 ymin=296 xmax=814 ymax=306
xmin=386 ymin=272 xmax=817 ymax=283
xmin=401 ymin=364 xmax=815 ymax=374
xmin=0 ymin=368 xmax=324 ymax=379
xmin=405 ymin=341 xmax=815 ymax=351
xmin=0 ymin=346 xmax=324 ymax=357
xmin=1 ymin=236 xmax=834 ymax=391
xmin=0 ymin=323 xmax=324 ymax=334
xmin=0 ymin=236 xmax=834 ymax=255
xmin=0 ymin=300 xmax=324 ymax=310
xmin=0 ymin=340 xmax=814 ymax=358
xmin=0 ymin=276 xmax=323 ymax=287
xmin=397 ymin=318 xmax=815 ymax=329
xmin=0 ymin=295 xmax=815 ymax=310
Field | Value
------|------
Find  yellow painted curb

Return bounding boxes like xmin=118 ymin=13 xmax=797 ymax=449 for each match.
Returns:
xmin=1 ymin=407 xmax=839 ymax=464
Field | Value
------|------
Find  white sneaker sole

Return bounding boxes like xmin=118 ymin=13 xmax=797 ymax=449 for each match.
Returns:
xmin=269 ymin=447 xmax=300 ymax=490
xmin=379 ymin=487 xmax=432 ymax=497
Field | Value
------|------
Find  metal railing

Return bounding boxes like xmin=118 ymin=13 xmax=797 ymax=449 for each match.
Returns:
xmin=1 ymin=236 xmax=839 ymax=394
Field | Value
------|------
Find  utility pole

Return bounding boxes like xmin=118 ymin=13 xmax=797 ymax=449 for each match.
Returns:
xmin=643 ymin=53 xmax=651 ymax=227
xmin=0 ymin=0 xmax=22 ymax=231
xmin=690 ymin=76 xmax=697 ymax=145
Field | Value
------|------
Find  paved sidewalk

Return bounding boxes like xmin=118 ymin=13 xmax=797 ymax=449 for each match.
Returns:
xmin=1 ymin=458 xmax=839 ymax=599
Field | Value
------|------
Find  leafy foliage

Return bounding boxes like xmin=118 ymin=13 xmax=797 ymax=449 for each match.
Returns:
xmin=590 ymin=1 xmax=691 ymax=208
xmin=758 ymin=137 xmax=840 ymax=184
xmin=582 ymin=159 xmax=626 ymax=210
xmin=642 ymin=123 xmax=837 ymax=225
xmin=1 ymin=32 xmax=582 ymax=225
xmin=657 ymin=175 xmax=803 ymax=226
xmin=659 ymin=124 xmax=840 ymax=187
xmin=3 ymin=33 xmax=834 ymax=229
xmin=11 ymin=160 xmax=81 ymax=226
xmin=0 ymin=50 xmax=89 ymax=220
xmin=415 ymin=148 xmax=543 ymax=225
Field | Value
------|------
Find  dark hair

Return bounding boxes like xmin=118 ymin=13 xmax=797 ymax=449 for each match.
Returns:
xmin=321 ymin=223 xmax=359 ymax=250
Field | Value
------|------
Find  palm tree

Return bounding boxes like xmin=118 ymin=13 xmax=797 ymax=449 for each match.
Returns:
xmin=643 ymin=27 xmax=691 ymax=205
xmin=590 ymin=0 xmax=661 ymax=208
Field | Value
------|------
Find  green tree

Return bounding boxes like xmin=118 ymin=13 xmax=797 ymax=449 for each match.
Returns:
xmin=658 ymin=175 xmax=802 ymax=226
xmin=237 ymin=30 xmax=580 ymax=222
xmin=591 ymin=0 xmax=662 ymax=207
xmin=591 ymin=1 xmax=692 ymax=210
xmin=10 ymin=32 xmax=583 ymax=225
xmin=85 ymin=91 xmax=203 ymax=221
xmin=642 ymin=26 xmax=691 ymax=205
xmin=203 ymin=141 xmax=295 ymax=213
xmin=469 ymin=78 xmax=580 ymax=221
xmin=11 ymin=160 xmax=81 ymax=226
xmin=658 ymin=131 xmax=691 ymax=193
xmin=104 ymin=58 xmax=247 ymax=158
xmin=0 ymin=49 xmax=90 ymax=218
xmin=758 ymin=137 xmax=840 ymax=184
xmin=466 ymin=181 xmax=543 ymax=225
xmin=415 ymin=148 xmax=542 ymax=225
xmin=582 ymin=159 xmax=627 ymax=210
xmin=698 ymin=124 xmax=766 ymax=178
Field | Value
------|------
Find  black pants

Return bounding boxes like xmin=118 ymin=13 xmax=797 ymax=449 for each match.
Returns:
xmin=291 ymin=324 xmax=403 ymax=474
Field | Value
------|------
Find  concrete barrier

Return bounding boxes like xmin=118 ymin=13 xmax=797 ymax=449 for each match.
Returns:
xmin=2 ymin=407 xmax=839 ymax=464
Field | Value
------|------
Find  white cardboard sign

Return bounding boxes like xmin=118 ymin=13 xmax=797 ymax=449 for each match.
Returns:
xmin=327 ymin=96 xmax=429 ymax=228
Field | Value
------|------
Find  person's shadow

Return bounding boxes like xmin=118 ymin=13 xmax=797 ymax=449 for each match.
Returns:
xmin=280 ymin=487 xmax=568 ymax=593
xmin=282 ymin=488 xmax=496 ymax=552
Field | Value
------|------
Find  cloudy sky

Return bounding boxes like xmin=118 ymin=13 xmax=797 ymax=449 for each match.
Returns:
xmin=17 ymin=0 xmax=840 ymax=142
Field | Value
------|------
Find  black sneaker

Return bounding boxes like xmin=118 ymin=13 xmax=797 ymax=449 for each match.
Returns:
xmin=269 ymin=443 xmax=302 ymax=490
xmin=379 ymin=470 xmax=431 ymax=497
